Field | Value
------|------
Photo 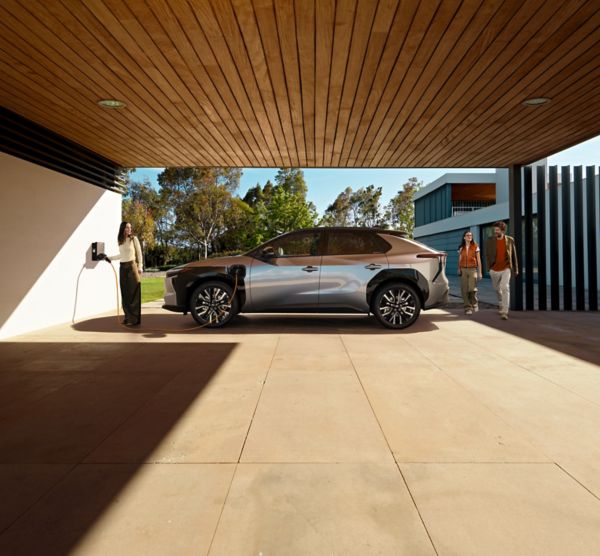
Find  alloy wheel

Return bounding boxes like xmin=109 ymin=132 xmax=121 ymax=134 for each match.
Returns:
xmin=193 ymin=285 xmax=232 ymax=326
xmin=373 ymin=283 xmax=421 ymax=329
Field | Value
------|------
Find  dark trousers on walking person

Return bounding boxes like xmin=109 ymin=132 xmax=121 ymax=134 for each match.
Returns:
xmin=460 ymin=267 xmax=479 ymax=313
xmin=120 ymin=261 xmax=141 ymax=325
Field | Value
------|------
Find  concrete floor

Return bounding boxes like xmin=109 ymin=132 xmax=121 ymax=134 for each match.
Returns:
xmin=1 ymin=303 xmax=600 ymax=555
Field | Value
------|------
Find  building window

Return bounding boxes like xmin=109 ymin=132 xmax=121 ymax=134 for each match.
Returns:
xmin=451 ymin=200 xmax=495 ymax=216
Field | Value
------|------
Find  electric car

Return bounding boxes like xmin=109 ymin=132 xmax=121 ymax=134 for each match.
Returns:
xmin=163 ymin=227 xmax=448 ymax=329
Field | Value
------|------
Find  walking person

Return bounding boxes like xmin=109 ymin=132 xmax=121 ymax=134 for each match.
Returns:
xmin=484 ymin=221 xmax=518 ymax=320
xmin=457 ymin=231 xmax=482 ymax=315
xmin=99 ymin=222 xmax=143 ymax=326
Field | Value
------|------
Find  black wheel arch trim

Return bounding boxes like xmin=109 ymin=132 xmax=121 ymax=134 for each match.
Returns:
xmin=170 ymin=266 xmax=247 ymax=312
xmin=366 ymin=269 xmax=429 ymax=307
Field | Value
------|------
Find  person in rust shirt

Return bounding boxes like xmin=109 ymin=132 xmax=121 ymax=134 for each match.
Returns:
xmin=484 ymin=221 xmax=519 ymax=320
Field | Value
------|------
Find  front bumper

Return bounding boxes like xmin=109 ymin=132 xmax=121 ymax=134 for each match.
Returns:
xmin=163 ymin=275 xmax=184 ymax=312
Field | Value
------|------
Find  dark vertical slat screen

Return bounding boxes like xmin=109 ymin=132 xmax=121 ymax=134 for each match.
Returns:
xmin=509 ymin=165 xmax=523 ymax=310
xmin=536 ymin=165 xmax=547 ymax=310
xmin=561 ymin=166 xmax=572 ymax=310
xmin=523 ymin=166 xmax=534 ymax=309
xmin=549 ymin=166 xmax=560 ymax=310
xmin=573 ymin=166 xmax=585 ymax=310
xmin=586 ymin=166 xmax=598 ymax=311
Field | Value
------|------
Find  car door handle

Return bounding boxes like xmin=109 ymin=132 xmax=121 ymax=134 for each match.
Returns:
xmin=302 ymin=266 xmax=319 ymax=273
xmin=365 ymin=263 xmax=382 ymax=270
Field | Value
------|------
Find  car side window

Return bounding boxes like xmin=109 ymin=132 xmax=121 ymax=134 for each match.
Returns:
xmin=266 ymin=231 xmax=321 ymax=257
xmin=326 ymin=231 xmax=389 ymax=255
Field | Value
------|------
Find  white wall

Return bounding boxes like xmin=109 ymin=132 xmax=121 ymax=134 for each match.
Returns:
xmin=0 ymin=153 xmax=122 ymax=339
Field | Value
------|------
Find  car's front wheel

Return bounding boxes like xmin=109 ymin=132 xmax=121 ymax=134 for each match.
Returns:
xmin=190 ymin=281 xmax=238 ymax=328
xmin=372 ymin=282 xmax=421 ymax=329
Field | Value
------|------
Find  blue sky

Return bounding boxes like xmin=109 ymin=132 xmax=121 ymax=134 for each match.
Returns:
xmin=130 ymin=135 xmax=599 ymax=214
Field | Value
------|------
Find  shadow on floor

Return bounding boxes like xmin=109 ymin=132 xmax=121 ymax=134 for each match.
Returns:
xmin=72 ymin=312 xmax=439 ymax=335
xmin=429 ymin=307 xmax=600 ymax=366
xmin=0 ymin=341 xmax=235 ymax=555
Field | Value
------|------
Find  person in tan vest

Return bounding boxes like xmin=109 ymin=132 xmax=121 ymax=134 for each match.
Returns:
xmin=457 ymin=230 xmax=482 ymax=315
xmin=484 ymin=221 xmax=519 ymax=320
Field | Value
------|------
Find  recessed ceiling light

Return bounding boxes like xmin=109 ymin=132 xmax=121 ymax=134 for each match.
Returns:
xmin=98 ymin=99 xmax=126 ymax=109
xmin=522 ymin=97 xmax=550 ymax=106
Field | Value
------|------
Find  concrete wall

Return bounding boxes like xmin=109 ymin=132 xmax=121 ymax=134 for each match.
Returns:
xmin=0 ymin=153 xmax=122 ymax=339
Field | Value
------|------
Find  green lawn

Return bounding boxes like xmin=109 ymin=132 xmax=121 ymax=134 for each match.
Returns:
xmin=141 ymin=277 xmax=165 ymax=303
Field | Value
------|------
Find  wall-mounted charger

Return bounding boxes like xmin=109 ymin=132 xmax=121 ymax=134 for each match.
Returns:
xmin=91 ymin=241 xmax=105 ymax=261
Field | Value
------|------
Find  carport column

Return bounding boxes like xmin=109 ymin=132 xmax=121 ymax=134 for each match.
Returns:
xmin=508 ymin=164 xmax=523 ymax=310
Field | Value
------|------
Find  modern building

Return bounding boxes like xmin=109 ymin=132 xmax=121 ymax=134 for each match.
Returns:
xmin=414 ymin=164 xmax=600 ymax=291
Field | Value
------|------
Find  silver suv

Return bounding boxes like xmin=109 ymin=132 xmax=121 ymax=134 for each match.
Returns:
xmin=163 ymin=227 xmax=448 ymax=329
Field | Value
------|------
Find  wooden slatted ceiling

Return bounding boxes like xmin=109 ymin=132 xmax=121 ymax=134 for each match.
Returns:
xmin=1 ymin=0 xmax=599 ymax=168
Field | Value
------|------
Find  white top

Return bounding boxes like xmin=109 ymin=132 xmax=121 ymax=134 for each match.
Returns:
xmin=110 ymin=236 xmax=143 ymax=271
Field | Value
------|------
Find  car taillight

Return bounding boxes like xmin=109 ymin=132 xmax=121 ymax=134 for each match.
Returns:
xmin=416 ymin=252 xmax=445 ymax=259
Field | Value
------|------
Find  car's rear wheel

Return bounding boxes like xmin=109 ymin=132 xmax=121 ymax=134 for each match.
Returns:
xmin=373 ymin=282 xmax=421 ymax=329
xmin=190 ymin=281 xmax=238 ymax=328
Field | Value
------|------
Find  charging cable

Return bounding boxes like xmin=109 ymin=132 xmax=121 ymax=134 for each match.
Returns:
xmin=99 ymin=258 xmax=239 ymax=332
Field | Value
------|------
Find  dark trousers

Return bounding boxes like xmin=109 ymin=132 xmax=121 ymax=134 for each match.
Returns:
xmin=120 ymin=262 xmax=141 ymax=324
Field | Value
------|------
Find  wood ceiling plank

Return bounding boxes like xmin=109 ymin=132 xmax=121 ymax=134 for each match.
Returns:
xmin=2 ymin=0 xmax=599 ymax=168
xmin=422 ymin=71 xmax=598 ymax=167
xmin=314 ymin=0 xmax=335 ymax=167
xmin=404 ymin=0 xmax=591 ymax=167
xmin=367 ymin=0 xmax=466 ymax=167
xmin=0 ymin=50 xmax=125 ymax=159
xmin=296 ymin=0 xmax=316 ymax=165
xmin=379 ymin=0 xmax=503 ymax=167
xmin=355 ymin=0 xmax=442 ymax=167
xmin=324 ymin=0 xmax=357 ymax=166
xmin=36 ymin=0 xmax=218 ymax=165
xmin=492 ymin=101 xmax=600 ymax=167
xmin=0 ymin=78 xmax=166 ymax=166
xmin=208 ymin=0 xmax=284 ymax=166
xmin=463 ymin=68 xmax=600 ymax=167
xmin=186 ymin=0 xmax=270 ymax=166
xmin=394 ymin=0 xmax=539 ymax=167
xmin=394 ymin=0 xmax=536 ymax=164
xmin=274 ymin=0 xmax=307 ymax=166
xmin=345 ymin=0 xmax=420 ymax=166
xmin=171 ymin=0 xmax=265 ymax=167
xmin=142 ymin=0 xmax=253 ymax=166
xmin=431 ymin=5 xmax=600 ymax=168
xmin=252 ymin=0 xmax=299 ymax=166
xmin=433 ymin=26 xmax=599 ymax=169
xmin=0 ymin=8 xmax=188 ymax=165
xmin=96 ymin=0 xmax=241 ymax=166
xmin=231 ymin=0 xmax=293 ymax=166
xmin=338 ymin=0 xmax=399 ymax=167
xmin=32 ymin=2 xmax=207 ymax=163
xmin=331 ymin=0 xmax=379 ymax=167
xmin=509 ymin=111 xmax=600 ymax=167
xmin=457 ymin=64 xmax=600 ymax=167
xmin=0 ymin=84 xmax=163 ymax=169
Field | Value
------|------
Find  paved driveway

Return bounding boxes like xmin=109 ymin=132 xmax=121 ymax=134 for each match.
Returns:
xmin=1 ymin=304 xmax=599 ymax=555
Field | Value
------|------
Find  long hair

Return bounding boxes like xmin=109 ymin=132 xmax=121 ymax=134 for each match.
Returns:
xmin=458 ymin=231 xmax=477 ymax=251
xmin=117 ymin=221 xmax=132 ymax=245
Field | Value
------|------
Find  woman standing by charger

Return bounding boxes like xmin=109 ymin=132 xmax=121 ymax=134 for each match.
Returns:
xmin=100 ymin=221 xmax=143 ymax=326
